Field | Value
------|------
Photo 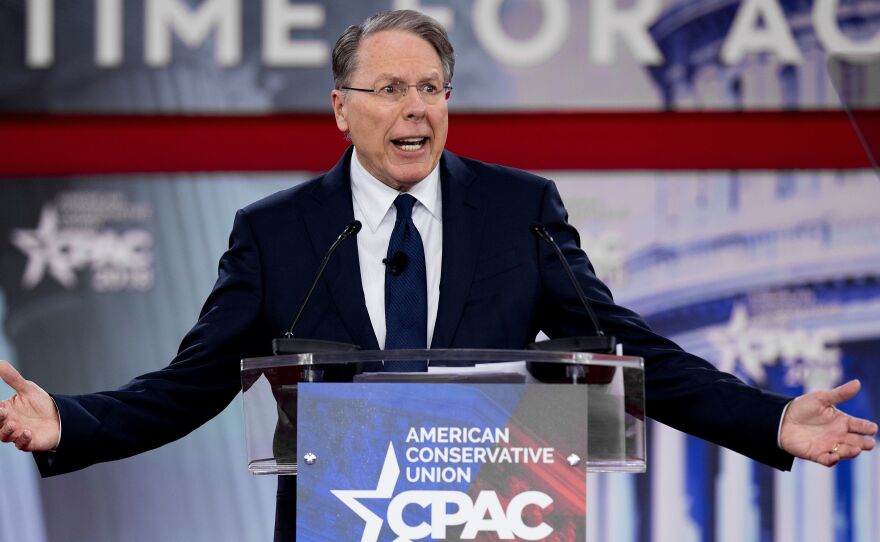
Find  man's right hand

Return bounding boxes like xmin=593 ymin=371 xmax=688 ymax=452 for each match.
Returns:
xmin=0 ymin=360 xmax=60 ymax=452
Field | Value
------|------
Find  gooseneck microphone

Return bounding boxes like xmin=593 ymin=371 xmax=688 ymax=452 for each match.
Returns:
xmin=272 ymin=220 xmax=362 ymax=355
xmin=382 ymin=251 xmax=409 ymax=276
xmin=529 ymin=223 xmax=617 ymax=354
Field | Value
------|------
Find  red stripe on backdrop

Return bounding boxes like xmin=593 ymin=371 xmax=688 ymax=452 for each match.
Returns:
xmin=0 ymin=111 xmax=875 ymax=176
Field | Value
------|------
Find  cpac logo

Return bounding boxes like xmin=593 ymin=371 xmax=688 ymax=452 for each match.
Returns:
xmin=708 ymin=303 xmax=842 ymax=391
xmin=332 ymin=444 xmax=553 ymax=542
xmin=11 ymin=206 xmax=153 ymax=291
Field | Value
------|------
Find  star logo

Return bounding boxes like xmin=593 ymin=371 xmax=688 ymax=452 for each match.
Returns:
xmin=331 ymin=443 xmax=400 ymax=542
xmin=707 ymin=303 xmax=842 ymax=390
xmin=10 ymin=206 xmax=80 ymax=288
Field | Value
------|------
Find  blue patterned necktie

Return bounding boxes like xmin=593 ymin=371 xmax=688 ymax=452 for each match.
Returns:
xmin=383 ymin=193 xmax=428 ymax=371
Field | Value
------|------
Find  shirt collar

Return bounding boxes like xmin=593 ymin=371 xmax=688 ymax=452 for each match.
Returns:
xmin=350 ymin=147 xmax=441 ymax=233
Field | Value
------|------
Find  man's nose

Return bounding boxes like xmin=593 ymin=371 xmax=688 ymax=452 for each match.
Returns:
xmin=402 ymin=88 xmax=428 ymax=118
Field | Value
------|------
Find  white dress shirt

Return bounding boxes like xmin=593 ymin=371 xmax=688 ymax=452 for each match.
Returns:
xmin=350 ymin=149 xmax=443 ymax=349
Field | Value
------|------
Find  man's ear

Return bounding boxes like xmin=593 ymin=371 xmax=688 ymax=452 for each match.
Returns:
xmin=330 ymin=90 xmax=349 ymax=134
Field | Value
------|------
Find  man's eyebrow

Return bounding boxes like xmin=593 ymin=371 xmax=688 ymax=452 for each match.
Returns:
xmin=370 ymin=71 xmax=442 ymax=84
xmin=370 ymin=73 xmax=398 ymax=83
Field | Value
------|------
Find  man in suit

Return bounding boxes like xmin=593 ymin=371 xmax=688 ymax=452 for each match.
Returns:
xmin=0 ymin=9 xmax=876 ymax=541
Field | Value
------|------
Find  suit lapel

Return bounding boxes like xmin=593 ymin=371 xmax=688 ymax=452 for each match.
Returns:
xmin=431 ymin=151 xmax=485 ymax=348
xmin=302 ymin=148 xmax=380 ymax=350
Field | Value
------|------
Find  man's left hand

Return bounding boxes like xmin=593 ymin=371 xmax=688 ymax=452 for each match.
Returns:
xmin=780 ymin=379 xmax=878 ymax=467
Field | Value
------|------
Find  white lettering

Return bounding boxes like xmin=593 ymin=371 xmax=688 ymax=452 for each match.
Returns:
xmin=404 ymin=466 xmax=471 ymax=483
xmin=11 ymin=205 xmax=154 ymax=292
xmin=422 ymin=447 xmax=434 ymax=463
xmin=262 ymin=0 xmax=327 ymax=67
xmin=591 ymin=0 xmax=664 ymax=65
xmin=409 ymin=426 xmax=511 ymax=444
xmin=387 ymin=491 xmax=439 ymax=541
xmin=26 ymin=0 xmax=53 ymax=67
xmin=708 ymin=304 xmax=843 ymax=390
xmin=336 ymin=444 xmax=557 ymax=541
xmin=461 ymin=490 xmax=514 ymax=539
xmin=387 ymin=489 xmax=553 ymax=540
xmin=95 ymin=0 xmax=124 ymax=66
xmin=419 ymin=426 xmax=436 ymax=442
xmin=506 ymin=491 xmax=554 ymax=541
xmin=473 ymin=446 xmax=487 ymax=463
xmin=472 ymin=0 xmax=569 ymax=67
xmin=814 ymin=0 xmax=880 ymax=61
xmin=145 ymin=0 xmax=241 ymax=67
xmin=720 ymin=0 xmax=802 ymax=65
xmin=429 ymin=491 xmax=471 ymax=540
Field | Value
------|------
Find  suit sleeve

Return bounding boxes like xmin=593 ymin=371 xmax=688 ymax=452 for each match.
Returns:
xmin=35 ymin=209 xmax=270 ymax=476
xmin=535 ymin=180 xmax=794 ymax=471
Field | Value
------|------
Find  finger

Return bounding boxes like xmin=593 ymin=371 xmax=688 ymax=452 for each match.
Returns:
xmin=0 ymin=420 xmax=16 ymax=443
xmin=859 ymin=436 xmax=876 ymax=451
xmin=14 ymin=430 xmax=32 ymax=451
xmin=817 ymin=450 xmax=839 ymax=467
xmin=8 ymin=426 xmax=24 ymax=442
xmin=833 ymin=436 xmax=875 ymax=460
xmin=844 ymin=433 xmax=876 ymax=452
xmin=0 ymin=360 xmax=28 ymax=394
xmin=826 ymin=379 xmax=861 ymax=406
xmin=836 ymin=444 xmax=860 ymax=460
xmin=848 ymin=416 xmax=879 ymax=436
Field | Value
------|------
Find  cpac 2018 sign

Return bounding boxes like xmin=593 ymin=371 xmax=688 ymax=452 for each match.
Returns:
xmin=20 ymin=0 xmax=879 ymax=69
xmin=332 ymin=444 xmax=553 ymax=542
xmin=331 ymin=442 xmax=556 ymax=542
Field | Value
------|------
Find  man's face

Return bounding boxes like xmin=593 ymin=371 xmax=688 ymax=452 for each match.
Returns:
xmin=331 ymin=30 xmax=449 ymax=191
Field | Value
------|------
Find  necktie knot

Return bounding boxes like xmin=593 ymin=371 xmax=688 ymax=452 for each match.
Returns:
xmin=394 ymin=193 xmax=417 ymax=221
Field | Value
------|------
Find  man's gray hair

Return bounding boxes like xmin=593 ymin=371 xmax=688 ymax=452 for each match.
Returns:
xmin=332 ymin=10 xmax=455 ymax=88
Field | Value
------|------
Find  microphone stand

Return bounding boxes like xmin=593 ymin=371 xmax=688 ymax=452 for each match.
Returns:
xmin=272 ymin=221 xmax=363 ymax=356
xmin=528 ymin=223 xmax=618 ymax=355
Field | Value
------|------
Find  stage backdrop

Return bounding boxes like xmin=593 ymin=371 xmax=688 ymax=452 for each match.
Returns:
xmin=1 ymin=2 xmax=878 ymax=542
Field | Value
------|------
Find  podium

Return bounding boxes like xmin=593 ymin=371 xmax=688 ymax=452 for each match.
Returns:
xmin=241 ymin=349 xmax=646 ymax=541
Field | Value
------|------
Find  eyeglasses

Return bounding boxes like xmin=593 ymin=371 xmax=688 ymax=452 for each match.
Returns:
xmin=340 ymin=81 xmax=453 ymax=104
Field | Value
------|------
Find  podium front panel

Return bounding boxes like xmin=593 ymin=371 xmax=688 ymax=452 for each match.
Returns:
xmin=242 ymin=350 xmax=644 ymax=540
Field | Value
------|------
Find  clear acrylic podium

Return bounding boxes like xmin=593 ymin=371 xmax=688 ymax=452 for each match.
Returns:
xmin=242 ymin=349 xmax=646 ymax=539
xmin=241 ymin=349 xmax=646 ymax=475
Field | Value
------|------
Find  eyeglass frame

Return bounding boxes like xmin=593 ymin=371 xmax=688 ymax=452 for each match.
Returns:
xmin=339 ymin=81 xmax=453 ymax=102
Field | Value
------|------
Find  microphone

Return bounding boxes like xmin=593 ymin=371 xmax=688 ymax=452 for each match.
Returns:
xmin=528 ymin=223 xmax=617 ymax=355
xmin=272 ymin=220 xmax=363 ymax=355
xmin=382 ymin=251 xmax=409 ymax=276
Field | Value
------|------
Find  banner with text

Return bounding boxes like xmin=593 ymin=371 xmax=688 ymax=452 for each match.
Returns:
xmin=2 ymin=0 xmax=878 ymax=112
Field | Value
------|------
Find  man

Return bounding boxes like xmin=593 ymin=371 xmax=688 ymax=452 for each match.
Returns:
xmin=0 ymin=9 xmax=876 ymax=542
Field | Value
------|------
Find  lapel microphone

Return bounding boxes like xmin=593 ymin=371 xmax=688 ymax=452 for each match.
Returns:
xmin=529 ymin=223 xmax=617 ymax=354
xmin=272 ymin=220 xmax=362 ymax=355
xmin=383 ymin=251 xmax=409 ymax=276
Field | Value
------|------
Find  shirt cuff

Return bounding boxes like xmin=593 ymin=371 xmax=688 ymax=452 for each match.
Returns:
xmin=777 ymin=400 xmax=792 ymax=450
xmin=49 ymin=395 xmax=62 ymax=451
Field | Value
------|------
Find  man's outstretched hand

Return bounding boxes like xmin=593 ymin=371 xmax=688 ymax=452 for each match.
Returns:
xmin=0 ymin=360 xmax=60 ymax=452
xmin=780 ymin=379 xmax=878 ymax=467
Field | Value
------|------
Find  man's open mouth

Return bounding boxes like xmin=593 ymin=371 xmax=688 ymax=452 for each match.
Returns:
xmin=392 ymin=137 xmax=428 ymax=152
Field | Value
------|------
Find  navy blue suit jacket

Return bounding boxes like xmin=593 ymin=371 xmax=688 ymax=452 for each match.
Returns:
xmin=36 ymin=148 xmax=793 ymax=538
